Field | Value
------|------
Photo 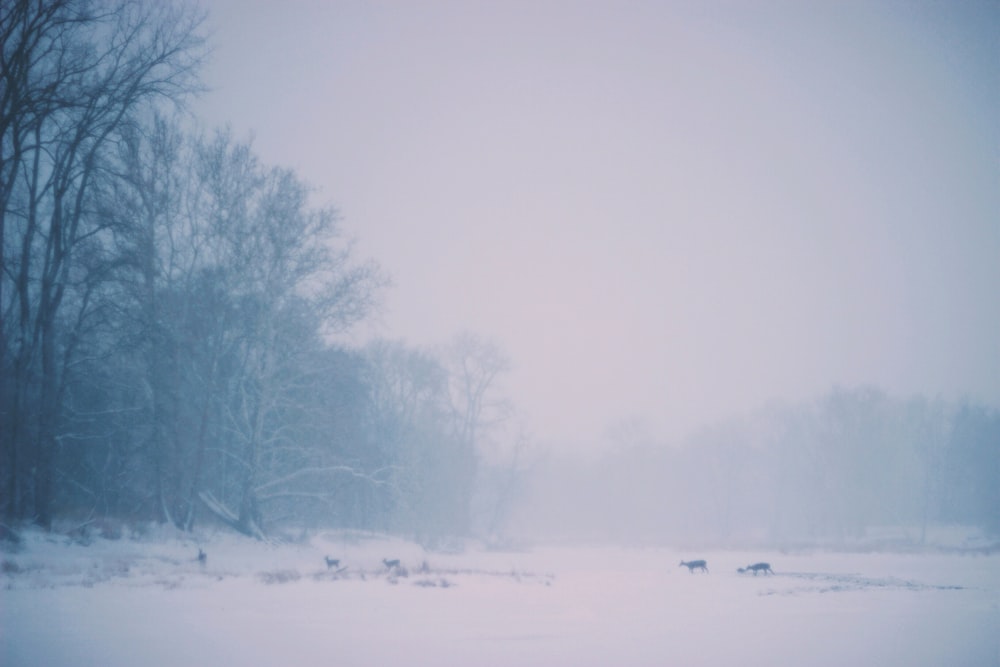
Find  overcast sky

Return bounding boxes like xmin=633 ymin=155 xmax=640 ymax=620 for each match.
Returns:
xmin=194 ymin=0 xmax=1000 ymax=450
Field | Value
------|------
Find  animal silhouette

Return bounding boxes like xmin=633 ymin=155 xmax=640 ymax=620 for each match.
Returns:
xmin=325 ymin=556 xmax=340 ymax=569
xmin=679 ymin=559 xmax=708 ymax=573
xmin=745 ymin=562 xmax=774 ymax=575
xmin=197 ymin=549 xmax=207 ymax=565
xmin=383 ymin=558 xmax=400 ymax=570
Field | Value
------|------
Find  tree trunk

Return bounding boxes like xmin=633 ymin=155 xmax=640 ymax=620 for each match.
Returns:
xmin=35 ymin=309 xmax=59 ymax=529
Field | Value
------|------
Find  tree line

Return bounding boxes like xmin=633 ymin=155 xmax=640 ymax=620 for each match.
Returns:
xmin=1 ymin=0 xmax=513 ymax=541
xmin=512 ymin=386 xmax=1000 ymax=547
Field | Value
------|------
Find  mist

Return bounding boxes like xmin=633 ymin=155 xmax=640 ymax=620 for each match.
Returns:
xmin=185 ymin=0 xmax=1000 ymax=550
xmin=500 ymin=388 xmax=999 ymax=549
xmin=3 ymin=0 xmax=998 ymax=546
xmin=3 ymin=3 xmax=1000 ymax=665
xmin=194 ymin=0 xmax=1000 ymax=451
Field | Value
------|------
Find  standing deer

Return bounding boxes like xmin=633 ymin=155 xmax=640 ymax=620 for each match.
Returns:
xmin=744 ymin=562 xmax=773 ymax=575
xmin=324 ymin=556 xmax=340 ymax=570
xmin=679 ymin=559 xmax=708 ymax=573
xmin=383 ymin=558 xmax=401 ymax=570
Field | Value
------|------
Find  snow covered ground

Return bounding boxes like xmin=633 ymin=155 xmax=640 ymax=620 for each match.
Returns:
xmin=2 ymin=526 xmax=998 ymax=666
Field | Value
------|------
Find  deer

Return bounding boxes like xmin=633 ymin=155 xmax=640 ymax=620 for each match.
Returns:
xmin=197 ymin=549 xmax=207 ymax=565
xmin=679 ymin=559 xmax=708 ymax=573
xmin=745 ymin=562 xmax=774 ymax=575
xmin=324 ymin=556 xmax=340 ymax=570
xmin=383 ymin=558 xmax=401 ymax=570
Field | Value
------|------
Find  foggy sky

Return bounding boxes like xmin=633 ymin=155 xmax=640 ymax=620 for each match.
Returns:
xmin=194 ymin=0 xmax=1000 ymax=449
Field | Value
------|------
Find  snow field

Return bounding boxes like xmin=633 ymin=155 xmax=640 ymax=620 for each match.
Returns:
xmin=2 ymin=528 xmax=998 ymax=666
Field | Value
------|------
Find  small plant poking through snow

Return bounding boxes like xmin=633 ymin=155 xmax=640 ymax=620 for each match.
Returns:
xmin=258 ymin=569 xmax=301 ymax=585
xmin=414 ymin=578 xmax=453 ymax=588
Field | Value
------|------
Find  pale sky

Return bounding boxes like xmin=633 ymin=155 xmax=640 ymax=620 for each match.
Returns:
xmin=194 ymin=0 xmax=1000 ymax=450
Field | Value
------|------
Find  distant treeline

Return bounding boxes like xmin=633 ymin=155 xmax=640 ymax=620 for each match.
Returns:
xmin=1 ymin=1 xmax=511 ymax=541
xmin=511 ymin=387 xmax=1000 ymax=546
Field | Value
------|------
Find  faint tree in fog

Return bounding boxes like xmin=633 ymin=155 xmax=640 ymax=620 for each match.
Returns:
xmin=944 ymin=403 xmax=1000 ymax=535
xmin=441 ymin=333 xmax=512 ymax=534
xmin=475 ymin=425 xmax=534 ymax=541
xmin=764 ymin=402 xmax=822 ymax=542
xmin=353 ymin=335 xmax=516 ymax=541
xmin=814 ymin=386 xmax=894 ymax=539
xmin=898 ymin=395 xmax=950 ymax=543
xmin=0 ymin=0 xmax=205 ymax=527
xmin=361 ymin=340 xmax=444 ymax=530
xmin=361 ymin=339 xmax=480 ymax=542
xmin=443 ymin=332 xmax=512 ymax=448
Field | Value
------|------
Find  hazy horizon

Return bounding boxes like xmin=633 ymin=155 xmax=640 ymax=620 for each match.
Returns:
xmin=194 ymin=0 xmax=1000 ymax=450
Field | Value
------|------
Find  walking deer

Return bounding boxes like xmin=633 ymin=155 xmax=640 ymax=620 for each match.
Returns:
xmin=744 ymin=562 xmax=773 ymax=575
xmin=679 ymin=559 xmax=708 ymax=573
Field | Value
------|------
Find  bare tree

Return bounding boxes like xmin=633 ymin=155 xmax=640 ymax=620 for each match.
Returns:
xmin=186 ymin=131 xmax=385 ymax=538
xmin=438 ymin=332 xmax=512 ymax=535
xmin=0 ymin=0 xmax=205 ymax=526
xmin=359 ymin=339 xmax=455 ymax=537
xmin=84 ymin=118 xmax=384 ymax=537
xmin=443 ymin=332 xmax=512 ymax=450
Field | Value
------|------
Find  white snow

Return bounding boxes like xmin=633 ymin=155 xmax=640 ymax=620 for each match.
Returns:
xmin=2 ymin=527 xmax=998 ymax=666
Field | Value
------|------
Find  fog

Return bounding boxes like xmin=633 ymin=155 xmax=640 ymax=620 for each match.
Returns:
xmin=4 ymin=0 xmax=999 ymax=551
xmin=5 ymin=3 xmax=1000 ymax=664
xmin=499 ymin=388 xmax=1000 ymax=548
xmin=195 ymin=0 xmax=1000 ymax=450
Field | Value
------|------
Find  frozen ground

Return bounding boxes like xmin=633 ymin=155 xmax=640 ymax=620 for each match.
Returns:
xmin=2 ymin=526 xmax=998 ymax=666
